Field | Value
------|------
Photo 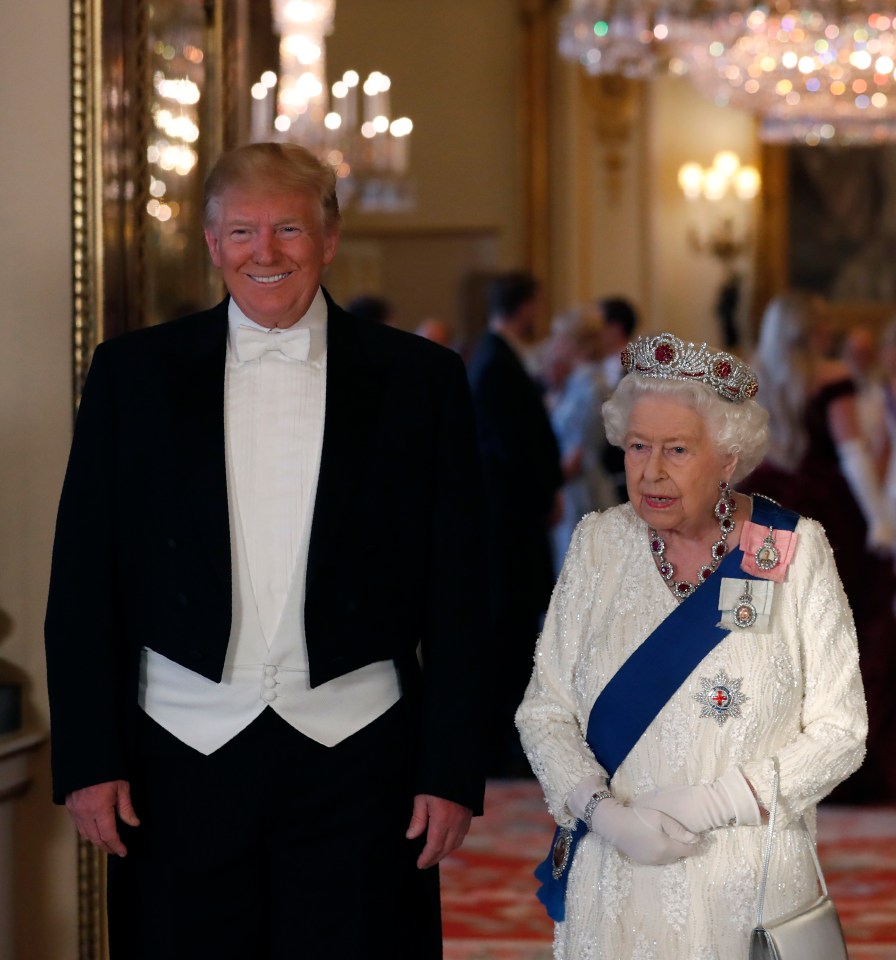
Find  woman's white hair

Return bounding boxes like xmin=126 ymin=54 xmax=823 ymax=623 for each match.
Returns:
xmin=602 ymin=375 xmax=769 ymax=482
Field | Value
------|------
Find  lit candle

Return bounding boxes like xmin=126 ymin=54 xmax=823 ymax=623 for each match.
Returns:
xmin=251 ymin=82 xmax=272 ymax=142
xmin=389 ymin=118 xmax=413 ymax=175
xmin=343 ymin=70 xmax=359 ymax=131
xmin=677 ymin=162 xmax=704 ymax=201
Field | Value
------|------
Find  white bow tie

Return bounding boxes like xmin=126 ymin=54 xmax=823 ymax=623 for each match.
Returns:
xmin=234 ymin=324 xmax=312 ymax=363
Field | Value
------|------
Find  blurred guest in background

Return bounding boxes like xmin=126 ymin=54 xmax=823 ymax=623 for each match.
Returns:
xmin=597 ymin=296 xmax=638 ymax=392
xmin=880 ymin=319 xmax=896 ymax=527
xmin=348 ymin=293 xmax=394 ymax=326
xmin=544 ymin=307 xmax=618 ymax=574
xmin=745 ymin=291 xmax=896 ymax=802
xmin=468 ymin=270 xmax=564 ymax=776
xmin=843 ymin=325 xmax=889 ymax=482
xmin=597 ymin=296 xmax=639 ymax=502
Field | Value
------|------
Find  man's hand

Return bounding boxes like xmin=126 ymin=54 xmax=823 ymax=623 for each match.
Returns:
xmin=65 ymin=780 xmax=140 ymax=857
xmin=405 ymin=794 xmax=473 ymax=869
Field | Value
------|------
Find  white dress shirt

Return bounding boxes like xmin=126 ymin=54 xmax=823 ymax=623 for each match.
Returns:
xmin=600 ymin=352 xmax=625 ymax=391
xmin=139 ymin=290 xmax=401 ymax=753
xmin=227 ymin=296 xmax=327 ymax=645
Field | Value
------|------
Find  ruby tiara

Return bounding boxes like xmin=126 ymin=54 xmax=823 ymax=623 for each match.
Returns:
xmin=620 ymin=333 xmax=759 ymax=403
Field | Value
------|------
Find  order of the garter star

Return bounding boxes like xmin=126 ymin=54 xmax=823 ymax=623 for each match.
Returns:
xmin=694 ymin=671 xmax=748 ymax=726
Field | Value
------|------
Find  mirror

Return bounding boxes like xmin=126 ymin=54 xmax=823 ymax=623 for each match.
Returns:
xmin=71 ymin=0 xmax=249 ymax=399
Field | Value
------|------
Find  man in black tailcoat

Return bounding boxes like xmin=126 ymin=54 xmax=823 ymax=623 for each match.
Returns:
xmin=45 ymin=143 xmax=486 ymax=960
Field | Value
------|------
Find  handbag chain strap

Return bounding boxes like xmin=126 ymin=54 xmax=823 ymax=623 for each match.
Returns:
xmin=754 ymin=756 xmax=829 ymax=928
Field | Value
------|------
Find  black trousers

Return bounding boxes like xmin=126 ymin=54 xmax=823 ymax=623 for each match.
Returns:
xmin=109 ymin=702 xmax=442 ymax=960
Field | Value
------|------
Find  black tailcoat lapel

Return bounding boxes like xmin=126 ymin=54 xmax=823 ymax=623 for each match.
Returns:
xmin=166 ymin=301 xmax=231 ymax=589
xmin=305 ymin=294 xmax=386 ymax=683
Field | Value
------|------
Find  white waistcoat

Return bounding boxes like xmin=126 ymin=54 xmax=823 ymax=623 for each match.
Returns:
xmin=138 ymin=293 xmax=401 ymax=755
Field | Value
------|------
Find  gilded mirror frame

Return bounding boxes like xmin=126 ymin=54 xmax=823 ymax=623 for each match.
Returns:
xmin=71 ymin=0 xmax=247 ymax=397
xmin=70 ymin=0 xmax=246 ymax=955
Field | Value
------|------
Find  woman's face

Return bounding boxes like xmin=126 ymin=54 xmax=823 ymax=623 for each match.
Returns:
xmin=544 ymin=333 xmax=575 ymax=390
xmin=624 ymin=395 xmax=737 ymax=538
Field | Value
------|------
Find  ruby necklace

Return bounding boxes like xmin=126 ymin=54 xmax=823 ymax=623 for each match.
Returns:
xmin=649 ymin=482 xmax=737 ymax=602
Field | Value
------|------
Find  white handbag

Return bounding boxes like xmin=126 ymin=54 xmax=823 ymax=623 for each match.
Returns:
xmin=749 ymin=758 xmax=849 ymax=960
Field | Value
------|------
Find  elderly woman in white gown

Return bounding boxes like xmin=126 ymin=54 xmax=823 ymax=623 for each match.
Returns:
xmin=516 ymin=333 xmax=867 ymax=960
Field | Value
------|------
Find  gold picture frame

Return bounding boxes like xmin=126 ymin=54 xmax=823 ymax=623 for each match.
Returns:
xmin=756 ymin=141 xmax=896 ymax=336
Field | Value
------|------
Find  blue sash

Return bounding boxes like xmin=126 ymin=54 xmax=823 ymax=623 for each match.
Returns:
xmin=534 ymin=497 xmax=799 ymax=922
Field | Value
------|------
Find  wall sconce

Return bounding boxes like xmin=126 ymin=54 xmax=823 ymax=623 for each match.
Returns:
xmin=677 ymin=150 xmax=761 ymax=348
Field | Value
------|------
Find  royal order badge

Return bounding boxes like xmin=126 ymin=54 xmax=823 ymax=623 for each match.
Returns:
xmin=695 ymin=671 xmax=748 ymax=726
xmin=732 ymin=581 xmax=758 ymax=629
xmin=754 ymin=526 xmax=781 ymax=572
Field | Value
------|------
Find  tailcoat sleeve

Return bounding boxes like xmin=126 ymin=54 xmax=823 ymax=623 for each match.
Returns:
xmin=516 ymin=513 xmax=607 ymax=824
xmin=414 ymin=350 xmax=488 ymax=814
xmin=741 ymin=517 xmax=867 ymax=822
xmin=45 ymin=343 xmax=131 ymax=802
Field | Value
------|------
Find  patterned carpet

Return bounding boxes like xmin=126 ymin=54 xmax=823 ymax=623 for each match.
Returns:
xmin=441 ymin=780 xmax=896 ymax=960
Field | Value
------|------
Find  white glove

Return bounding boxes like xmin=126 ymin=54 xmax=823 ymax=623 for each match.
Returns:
xmin=590 ymin=797 xmax=700 ymax=865
xmin=566 ymin=774 xmax=699 ymax=864
xmin=634 ymin=767 xmax=761 ymax=834
xmin=838 ymin=438 xmax=895 ymax=553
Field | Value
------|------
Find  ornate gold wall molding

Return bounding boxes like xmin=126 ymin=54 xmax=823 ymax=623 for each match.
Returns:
xmin=71 ymin=0 xmax=103 ymax=402
xmin=71 ymin=0 xmax=153 ymax=404
xmin=581 ymin=73 xmax=644 ymax=203
xmin=752 ymin=142 xmax=788 ymax=332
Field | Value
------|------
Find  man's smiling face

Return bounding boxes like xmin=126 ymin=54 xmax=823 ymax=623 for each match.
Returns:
xmin=204 ymin=185 xmax=339 ymax=328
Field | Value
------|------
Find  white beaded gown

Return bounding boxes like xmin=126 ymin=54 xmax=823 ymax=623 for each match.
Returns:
xmin=516 ymin=502 xmax=867 ymax=960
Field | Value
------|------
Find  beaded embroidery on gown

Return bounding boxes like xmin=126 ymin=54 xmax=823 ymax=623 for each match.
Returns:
xmin=516 ymin=504 xmax=866 ymax=960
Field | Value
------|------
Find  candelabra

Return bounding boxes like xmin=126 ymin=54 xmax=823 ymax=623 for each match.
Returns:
xmin=250 ymin=0 xmax=414 ymax=212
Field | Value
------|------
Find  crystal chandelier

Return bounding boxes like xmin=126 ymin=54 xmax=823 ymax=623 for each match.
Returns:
xmin=685 ymin=3 xmax=896 ymax=143
xmin=558 ymin=0 xmax=896 ymax=144
xmin=269 ymin=0 xmax=334 ymax=142
xmin=558 ymin=0 xmax=709 ymax=78
xmin=252 ymin=1 xmax=414 ymax=211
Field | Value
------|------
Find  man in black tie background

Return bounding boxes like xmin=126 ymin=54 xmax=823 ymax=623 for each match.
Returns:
xmin=467 ymin=272 xmax=563 ymax=776
xmin=45 ymin=142 xmax=486 ymax=959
